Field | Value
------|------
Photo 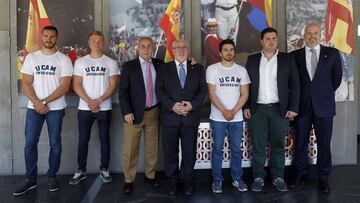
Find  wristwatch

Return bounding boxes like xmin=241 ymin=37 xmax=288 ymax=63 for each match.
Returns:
xmin=42 ymin=100 xmax=47 ymax=105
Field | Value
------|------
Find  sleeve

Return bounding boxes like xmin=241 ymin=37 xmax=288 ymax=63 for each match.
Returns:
xmin=288 ymin=54 xmax=300 ymax=113
xmin=21 ymin=55 xmax=34 ymax=75
xmin=109 ymin=58 xmax=120 ymax=76
xmin=332 ymin=49 xmax=343 ymax=91
xmin=205 ymin=65 xmax=216 ymax=85
xmin=240 ymin=67 xmax=251 ymax=85
xmin=190 ymin=64 xmax=207 ymax=111
xmin=72 ymin=59 xmax=83 ymax=76
xmin=118 ymin=62 xmax=133 ymax=117
xmin=60 ymin=55 xmax=74 ymax=77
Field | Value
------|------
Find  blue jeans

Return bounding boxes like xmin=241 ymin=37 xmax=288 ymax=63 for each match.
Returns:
xmin=77 ymin=110 xmax=112 ymax=172
xmin=24 ymin=108 xmax=65 ymax=182
xmin=211 ymin=120 xmax=244 ymax=182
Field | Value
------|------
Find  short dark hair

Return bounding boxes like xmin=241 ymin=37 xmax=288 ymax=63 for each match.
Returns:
xmin=219 ymin=39 xmax=235 ymax=52
xmin=42 ymin=25 xmax=58 ymax=36
xmin=260 ymin=27 xmax=277 ymax=39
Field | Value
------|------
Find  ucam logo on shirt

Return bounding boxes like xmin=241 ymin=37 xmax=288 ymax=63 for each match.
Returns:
xmin=35 ymin=65 xmax=56 ymax=75
xmin=85 ymin=66 xmax=107 ymax=76
xmin=219 ymin=76 xmax=241 ymax=87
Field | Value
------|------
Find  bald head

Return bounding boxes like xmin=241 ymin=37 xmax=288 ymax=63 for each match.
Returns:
xmin=304 ymin=22 xmax=321 ymax=48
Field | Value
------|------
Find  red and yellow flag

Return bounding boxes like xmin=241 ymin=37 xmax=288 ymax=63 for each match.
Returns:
xmin=159 ymin=0 xmax=181 ymax=62
xmin=24 ymin=0 xmax=51 ymax=55
xmin=325 ymin=0 xmax=353 ymax=54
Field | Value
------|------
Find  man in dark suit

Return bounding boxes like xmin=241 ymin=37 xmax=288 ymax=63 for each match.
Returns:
xmin=156 ymin=39 xmax=207 ymax=196
xmin=119 ymin=37 xmax=163 ymax=193
xmin=291 ymin=22 xmax=342 ymax=194
xmin=243 ymin=27 xmax=300 ymax=192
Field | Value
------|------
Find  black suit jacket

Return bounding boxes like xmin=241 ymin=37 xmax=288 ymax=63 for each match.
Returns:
xmin=119 ymin=57 xmax=164 ymax=124
xmin=292 ymin=46 xmax=342 ymax=117
xmin=155 ymin=60 xmax=207 ymax=126
xmin=245 ymin=52 xmax=300 ymax=116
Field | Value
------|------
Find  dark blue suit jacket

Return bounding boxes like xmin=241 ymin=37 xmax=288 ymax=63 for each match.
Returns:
xmin=244 ymin=52 xmax=300 ymax=116
xmin=292 ymin=46 xmax=342 ymax=118
xmin=119 ymin=57 xmax=164 ymax=124
xmin=155 ymin=60 xmax=207 ymax=127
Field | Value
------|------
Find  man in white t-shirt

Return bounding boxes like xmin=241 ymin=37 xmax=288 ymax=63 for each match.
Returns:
xmin=206 ymin=39 xmax=250 ymax=194
xmin=13 ymin=26 xmax=73 ymax=196
xmin=69 ymin=31 xmax=119 ymax=185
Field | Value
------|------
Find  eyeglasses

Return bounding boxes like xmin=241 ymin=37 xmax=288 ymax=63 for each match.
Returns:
xmin=173 ymin=46 xmax=188 ymax=51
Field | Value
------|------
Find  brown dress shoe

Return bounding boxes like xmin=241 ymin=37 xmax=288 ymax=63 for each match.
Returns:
xmin=123 ymin=182 xmax=133 ymax=194
xmin=145 ymin=177 xmax=160 ymax=187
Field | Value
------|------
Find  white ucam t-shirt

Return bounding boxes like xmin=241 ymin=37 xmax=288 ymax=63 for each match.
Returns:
xmin=206 ymin=62 xmax=251 ymax=122
xmin=21 ymin=50 xmax=73 ymax=110
xmin=73 ymin=54 xmax=120 ymax=110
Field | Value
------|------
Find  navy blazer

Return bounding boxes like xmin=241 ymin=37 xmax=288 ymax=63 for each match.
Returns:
xmin=155 ymin=60 xmax=207 ymax=127
xmin=292 ymin=46 xmax=342 ymax=117
xmin=244 ymin=52 xmax=300 ymax=116
xmin=119 ymin=57 xmax=164 ymax=124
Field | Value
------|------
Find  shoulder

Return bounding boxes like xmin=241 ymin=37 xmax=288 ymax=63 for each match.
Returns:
xmin=123 ymin=58 xmax=139 ymax=68
xmin=321 ymin=46 xmax=339 ymax=54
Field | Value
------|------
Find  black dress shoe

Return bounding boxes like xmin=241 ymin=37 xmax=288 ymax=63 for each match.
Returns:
xmin=318 ymin=180 xmax=331 ymax=194
xmin=290 ymin=176 xmax=303 ymax=189
xmin=183 ymin=181 xmax=193 ymax=196
xmin=123 ymin=182 xmax=133 ymax=194
xmin=169 ymin=179 xmax=177 ymax=196
xmin=145 ymin=177 xmax=160 ymax=187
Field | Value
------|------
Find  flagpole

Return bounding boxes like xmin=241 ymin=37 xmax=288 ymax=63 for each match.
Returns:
xmin=228 ymin=0 xmax=244 ymax=39
xmin=154 ymin=30 xmax=164 ymax=58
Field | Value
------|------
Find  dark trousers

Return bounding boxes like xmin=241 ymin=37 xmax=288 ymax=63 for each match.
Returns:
xmin=77 ymin=110 xmax=112 ymax=172
xmin=249 ymin=104 xmax=289 ymax=179
xmin=295 ymin=110 xmax=333 ymax=182
xmin=162 ymin=124 xmax=198 ymax=182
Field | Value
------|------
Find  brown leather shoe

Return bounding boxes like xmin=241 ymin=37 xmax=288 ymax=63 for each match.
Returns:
xmin=123 ymin=182 xmax=133 ymax=194
xmin=145 ymin=177 xmax=160 ymax=187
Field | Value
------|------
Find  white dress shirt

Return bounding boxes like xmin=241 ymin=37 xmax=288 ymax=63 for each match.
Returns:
xmin=305 ymin=44 xmax=320 ymax=81
xmin=257 ymin=50 xmax=279 ymax=104
xmin=175 ymin=60 xmax=187 ymax=77
xmin=215 ymin=0 xmax=238 ymax=6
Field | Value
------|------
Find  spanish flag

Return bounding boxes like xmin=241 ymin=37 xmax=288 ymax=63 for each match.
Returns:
xmin=159 ymin=0 xmax=182 ymax=62
xmin=325 ymin=0 xmax=353 ymax=54
xmin=246 ymin=0 xmax=272 ymax=31
xmin=24 ymin=0 xmax=51 ymax=55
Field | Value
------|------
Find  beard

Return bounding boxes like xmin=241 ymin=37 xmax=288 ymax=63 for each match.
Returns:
xmin=223 ymin=55 xmax=234 ymax=62
xmin=43 ymin=41 xmax=56 ymax=49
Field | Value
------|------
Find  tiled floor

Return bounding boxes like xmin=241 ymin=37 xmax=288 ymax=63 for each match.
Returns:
xmin=2 ymin=165 xmax=360 ymax=203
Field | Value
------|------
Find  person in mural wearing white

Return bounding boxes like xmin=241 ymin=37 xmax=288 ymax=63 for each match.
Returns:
xmin=206 ymin=39 xmax=250 ymax=193
xmin=13 ymin=26 xmax=73 ymax=196
xmin=69 ymin=31 xmax=119 ymax=185
xmin=214 ymin=0 xmax=239 ymax=44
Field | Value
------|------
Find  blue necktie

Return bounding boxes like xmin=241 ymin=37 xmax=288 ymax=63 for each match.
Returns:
xmin=179 ymin=63 xmax=186 ymax=88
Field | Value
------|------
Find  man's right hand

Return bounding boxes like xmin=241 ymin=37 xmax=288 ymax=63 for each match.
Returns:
xmin=222 ymin=109 xmax=234 ymax=121
xmin=172 ymin=102 xmax=188 ymax=116
xmin=33 ymin=100 xmax=49 ymax=115
xmin=124 ymin=113 xmax=134 ymax=125
xmin=243 ymin=108 xmax=251 ymax=119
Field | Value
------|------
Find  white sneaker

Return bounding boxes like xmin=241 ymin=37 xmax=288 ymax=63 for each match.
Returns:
xmin=100 ymin=170 xmax=112 ymax=183
xmin=69 ymin=171 xmax=86 ymax=185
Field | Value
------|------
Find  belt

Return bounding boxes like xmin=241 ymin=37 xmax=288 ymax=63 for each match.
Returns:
xmin=215 ymin=5 xmax=236 ymax=10
xmin=145 ymin=104 xmax=159 ymax=111
xmin=257 ymin=103 xmax=279 ymax=107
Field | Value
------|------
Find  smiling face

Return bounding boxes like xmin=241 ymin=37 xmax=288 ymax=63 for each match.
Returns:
xmin=172 ymin=40 xmax=189 ymax=63
xmin=304 ymin=23 xmax=321 ymax=48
